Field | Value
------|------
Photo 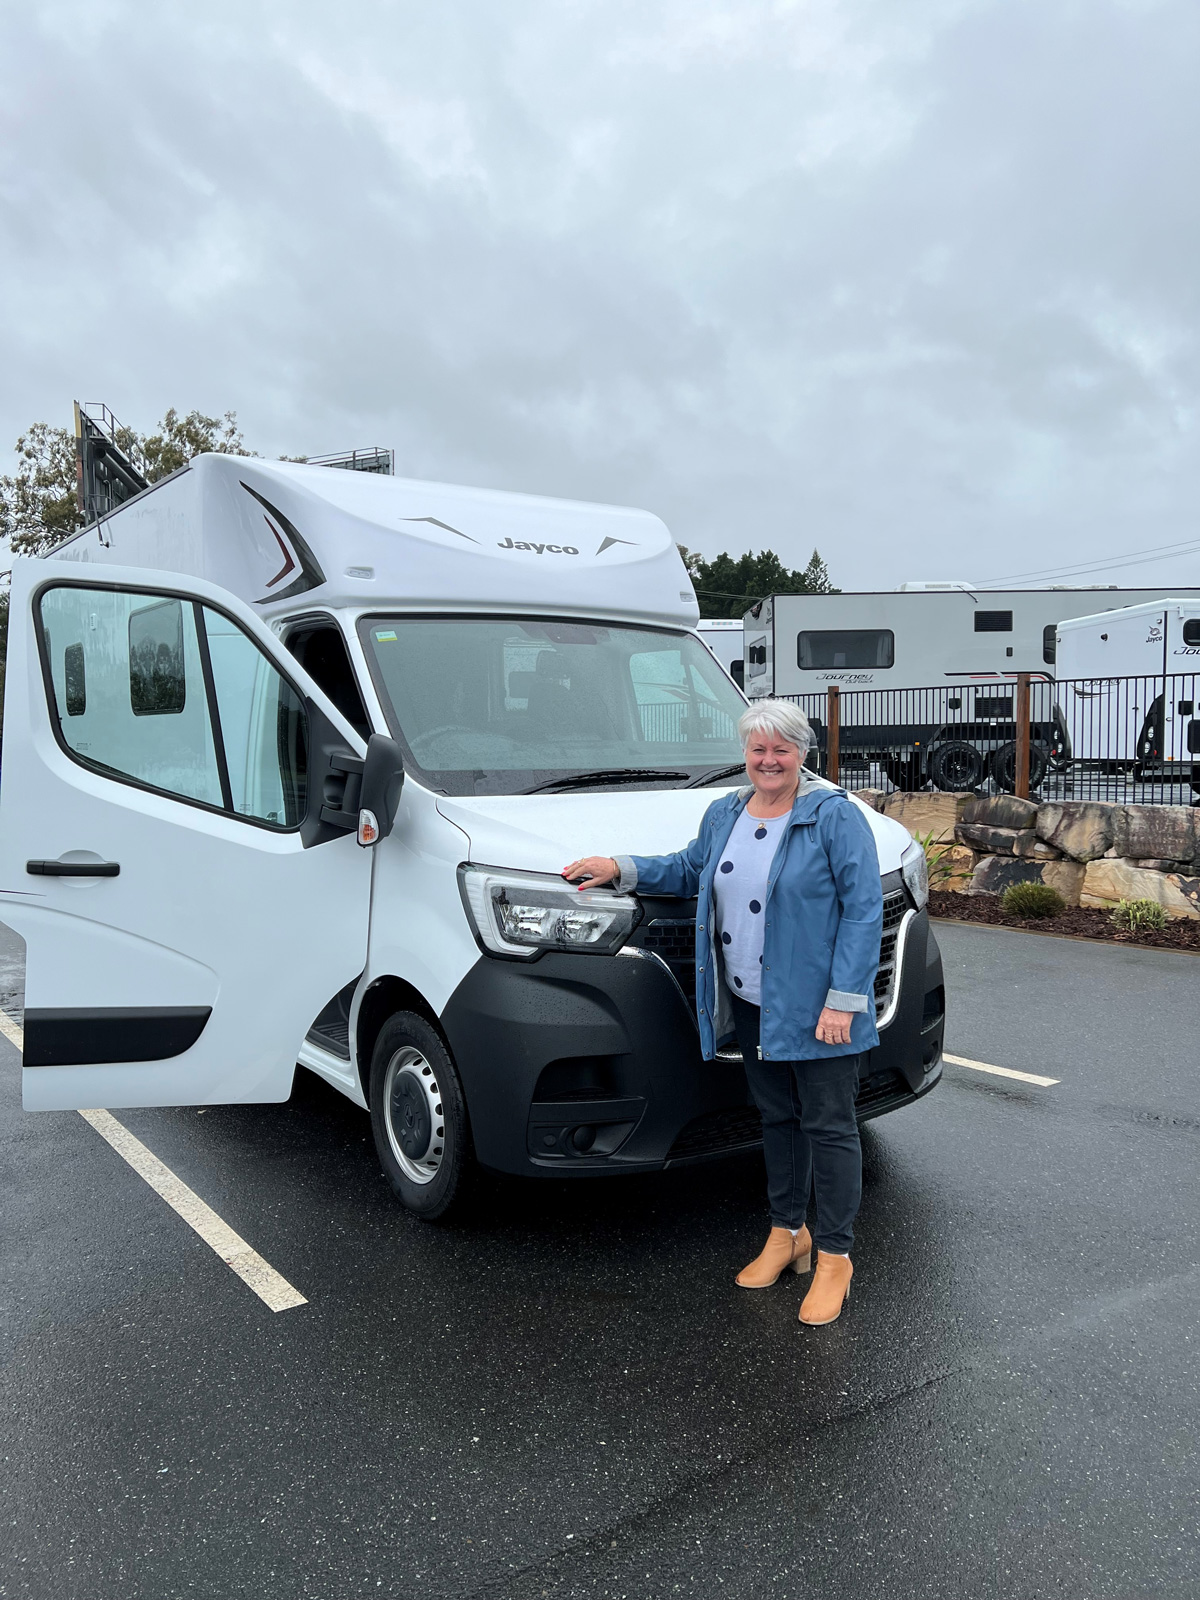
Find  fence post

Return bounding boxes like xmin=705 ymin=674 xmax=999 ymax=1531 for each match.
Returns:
xmin=1015 ymin=672 xmax=1031 ymax=798
xmin=826 ymin=685 xmax=840 ymax=786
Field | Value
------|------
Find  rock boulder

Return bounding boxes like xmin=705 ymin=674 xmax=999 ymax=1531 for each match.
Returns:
xmin=1080 ymin=859 xmax=1200 ymax=920
xmin=881 ymin=791 xmax=974 ymax=844
xmin=1034 ymin=800 xmax=1117 ymax=861
xmin=1111 ymin=805 xmax=1198 ymax=866
xmin=967 ymin=857 xmax=1085 ymax=905
xmin=961 ymin=794 xmax=1039 ymax=830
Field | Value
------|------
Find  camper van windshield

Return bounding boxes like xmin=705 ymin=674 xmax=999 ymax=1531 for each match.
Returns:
xmin=358 ymin=617 xmax=748 ymax=795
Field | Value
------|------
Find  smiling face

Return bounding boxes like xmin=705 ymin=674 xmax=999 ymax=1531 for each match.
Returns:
xmin=744 ymin=728 xmax=803 ymax=807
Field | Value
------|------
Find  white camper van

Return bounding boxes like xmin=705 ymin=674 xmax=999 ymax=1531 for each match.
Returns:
xmin=694 ymin=618 xmax=744 ymax=688
xmin=1055 ymin=599 xmax=1200 ymax=788
xmin=0 ymin=456 xmax=942 ymax=1218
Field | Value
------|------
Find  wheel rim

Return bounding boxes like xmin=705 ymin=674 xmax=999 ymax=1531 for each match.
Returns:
xmin=383 ymin=1046 xmax=445 ymax=1185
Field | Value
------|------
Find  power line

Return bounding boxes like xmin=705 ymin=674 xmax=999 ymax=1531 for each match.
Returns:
xmin=981 ymin=534 xmax=1200 ymax=587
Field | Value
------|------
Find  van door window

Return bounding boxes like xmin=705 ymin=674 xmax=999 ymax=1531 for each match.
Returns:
xmin=38 ymin=585 xmax=224 ymax=805
xmin=201 ymin=609 xmax=309 ymax=828
xmin=36 ymin=583 xmax=310 ymax=830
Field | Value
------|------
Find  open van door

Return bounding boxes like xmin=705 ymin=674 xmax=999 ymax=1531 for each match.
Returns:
xmin=0 ymin=558 xmax=375 ymax=1112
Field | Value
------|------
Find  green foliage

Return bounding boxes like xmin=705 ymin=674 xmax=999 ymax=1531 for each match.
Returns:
xmin=913 ymin=830 xmax=957 ymax=890
xmin=677 ymin=544 xmax=839 ymax=619
xmin=1 ymin=423 xmax=84 ymax=555
xmin=999 ymin=882 xmax=1065 ymax=919
xmin=1110 ymin=898 xmax=1168 ymax=933
xmin=1 ymin=408 xmax=253 ymax=559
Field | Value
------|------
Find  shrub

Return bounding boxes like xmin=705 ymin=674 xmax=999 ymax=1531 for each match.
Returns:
xmin=1000 ymin=882 xmax=1065 ymax=919
xmin=1110 ymin=898 xmax=1168 ymax=933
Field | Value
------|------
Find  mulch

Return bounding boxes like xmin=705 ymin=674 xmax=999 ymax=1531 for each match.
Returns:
xmin=928 ymin=889 xmax=1200 ymax=952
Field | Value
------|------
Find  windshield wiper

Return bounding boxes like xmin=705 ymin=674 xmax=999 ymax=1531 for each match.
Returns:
xmin=684 ymin=763 xmax=746 ymax=788
xmin=523 ymin=768 xmax=684 ymax=795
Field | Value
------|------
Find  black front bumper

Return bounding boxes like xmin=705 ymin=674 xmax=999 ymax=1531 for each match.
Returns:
xmin=440 ymin=904 xmax=944 ymax=1179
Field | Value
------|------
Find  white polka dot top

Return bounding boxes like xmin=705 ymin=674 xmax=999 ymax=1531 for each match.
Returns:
xmin=712 ymin=806 xmax=790 ymax=1006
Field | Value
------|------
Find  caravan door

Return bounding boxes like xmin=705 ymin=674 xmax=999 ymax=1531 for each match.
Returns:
xmin=0 ymin=558 xmax=373 ymax=1112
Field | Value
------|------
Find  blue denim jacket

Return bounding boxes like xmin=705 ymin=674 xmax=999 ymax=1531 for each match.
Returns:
xmin=616 ymin=782 xmax=883 ymax=1062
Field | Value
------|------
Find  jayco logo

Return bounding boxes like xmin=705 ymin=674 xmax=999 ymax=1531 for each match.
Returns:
xmin=497 ymin=537 xmax=579 ymax=555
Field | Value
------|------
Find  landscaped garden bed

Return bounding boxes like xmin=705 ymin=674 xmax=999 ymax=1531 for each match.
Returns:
xmin=928 ymin=889 xmax=1200 ymax=951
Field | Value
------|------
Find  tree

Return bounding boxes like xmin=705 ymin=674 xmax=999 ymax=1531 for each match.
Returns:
xmin=0 ymin=408 xmax=253 ymax=558
xmin=678 ymin=544 xmax=839 ymax=618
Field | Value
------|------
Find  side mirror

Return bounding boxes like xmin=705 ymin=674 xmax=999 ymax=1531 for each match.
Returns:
xmin=357 ymin=734 xmax=405 ymax=845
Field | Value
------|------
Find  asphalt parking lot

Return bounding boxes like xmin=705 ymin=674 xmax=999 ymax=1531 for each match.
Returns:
xmin=2 ymin=919 xmax=1199 ymax=1600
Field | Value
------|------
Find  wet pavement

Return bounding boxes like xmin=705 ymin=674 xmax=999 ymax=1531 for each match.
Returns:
xmin=2 ymin=920 xmax=1198 ymax=1599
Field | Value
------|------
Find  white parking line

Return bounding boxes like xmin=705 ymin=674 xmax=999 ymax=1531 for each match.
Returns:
xmin=0 ymin=1011 xmax=306 ymax=1312
xmin=945 ymin=1052 xmax=1059 ymax=1088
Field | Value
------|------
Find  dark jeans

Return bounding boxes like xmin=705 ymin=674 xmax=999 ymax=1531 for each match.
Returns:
xmin=728 ymin=991 xmax=862 ymax=1254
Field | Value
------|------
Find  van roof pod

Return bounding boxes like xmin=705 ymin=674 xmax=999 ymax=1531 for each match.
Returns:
xmin=56 ymin=453 xmax=701 ymax=632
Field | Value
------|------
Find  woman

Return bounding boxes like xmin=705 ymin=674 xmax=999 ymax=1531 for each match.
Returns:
xmin=563 ymin=700 xmax=882 ymax=1326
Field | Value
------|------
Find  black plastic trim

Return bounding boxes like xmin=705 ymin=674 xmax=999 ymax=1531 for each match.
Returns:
xmin=27 ymin=860 xmax=119 ymax=877
xmin=23 ymin=1006 xmax=212 ymax=1066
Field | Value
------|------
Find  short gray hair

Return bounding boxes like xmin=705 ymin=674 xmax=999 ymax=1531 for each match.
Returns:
xmin=737 ymin=699 xmax=815 ymax=751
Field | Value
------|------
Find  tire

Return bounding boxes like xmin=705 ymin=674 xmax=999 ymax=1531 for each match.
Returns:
xmin=927 ymin=739 xmax=985 ymax=792
xmin=369 ymin=1011 xmax=474 ymax=1220
xmin=990 ymin=742 xmax=1048 ymax=794
xmin=883 ymin=754 xmax=924 ymax=792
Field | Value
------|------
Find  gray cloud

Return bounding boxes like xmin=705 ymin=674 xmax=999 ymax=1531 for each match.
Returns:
xmin=1 ymin=0 xmax=1197 ymax=589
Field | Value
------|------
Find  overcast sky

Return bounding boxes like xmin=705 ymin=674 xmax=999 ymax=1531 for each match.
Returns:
xmin=2 ymin=0 xmax=1198 ymax=591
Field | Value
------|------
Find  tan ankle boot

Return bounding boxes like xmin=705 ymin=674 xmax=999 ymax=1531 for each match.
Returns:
xmin=735 ymin=1225 xmax=812 ymax=1288
xmin=799 ymin=1251 xmax=853 ymax=1324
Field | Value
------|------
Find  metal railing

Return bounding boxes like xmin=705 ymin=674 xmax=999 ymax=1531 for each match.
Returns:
xmin=784 ymin=672 xmax=1200 ymax=805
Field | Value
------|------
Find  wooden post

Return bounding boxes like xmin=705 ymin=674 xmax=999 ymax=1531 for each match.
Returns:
xmin=826 ymin=685 xmax=840 ymax=786
xmin=1015 ymin=672 xmax=1031 ymax=798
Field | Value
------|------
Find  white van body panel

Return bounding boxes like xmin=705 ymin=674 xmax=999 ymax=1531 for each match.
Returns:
xmin=53 ymin=455 xmax=701 ymax=632
xmin=1 ymin=557 xmax=372 ymax=1112
xmin=436 ymin=787 xmax=910 ymax=878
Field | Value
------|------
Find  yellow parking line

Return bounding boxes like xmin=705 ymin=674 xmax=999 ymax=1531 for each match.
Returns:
xmin=1 ymin=1011 xmax=306 ymax=1312
xmin=945 ymin=1052 xmax=1059 ymax=1088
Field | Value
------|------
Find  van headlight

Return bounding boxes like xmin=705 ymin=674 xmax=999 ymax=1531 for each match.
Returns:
xmin=901 ymin=839 xmax=929 ymax=909
xmin=458 ymin=865 xmax=641 ymax=959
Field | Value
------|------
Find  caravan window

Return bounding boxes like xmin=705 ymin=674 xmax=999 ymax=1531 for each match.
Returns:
xmin=797 ymin=630 xmax=894 ymax=671
xmin=974 ymin=611 xmax=1013 ymax=633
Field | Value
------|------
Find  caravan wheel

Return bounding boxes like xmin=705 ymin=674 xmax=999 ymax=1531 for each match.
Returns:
xmin=883 ymin=754 xmax=924 ymax=792
xmin=927 ymin=740 xmax=985 ymax=792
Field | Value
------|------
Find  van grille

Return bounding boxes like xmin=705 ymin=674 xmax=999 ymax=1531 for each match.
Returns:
xmin=637 ymin=888 xmax=910 ymax=1020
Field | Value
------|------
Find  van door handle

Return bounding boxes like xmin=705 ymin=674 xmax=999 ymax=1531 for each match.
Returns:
xmin=27 ymin=860 xmax=121 ymax=877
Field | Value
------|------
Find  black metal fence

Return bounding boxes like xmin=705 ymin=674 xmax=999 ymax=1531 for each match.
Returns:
xmin=779 ymin=672 xmax=1200 ymax=804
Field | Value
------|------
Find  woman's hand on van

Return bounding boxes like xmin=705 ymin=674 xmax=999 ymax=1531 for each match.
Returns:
xmin=562 ymin=856 xmax=620 ymax=889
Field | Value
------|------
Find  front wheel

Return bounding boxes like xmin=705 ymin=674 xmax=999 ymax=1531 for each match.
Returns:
xmin=369 ymin=1011 xmax=474 ymax=1220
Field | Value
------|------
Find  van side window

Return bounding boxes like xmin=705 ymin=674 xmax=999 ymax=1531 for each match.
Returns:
xmin=36 ymin=584 xmax=309 ymax=830
xmin=284 ymin=621 xmax=370 ymax=739
xmin=38 ymin=586 xmax=224 ymax=806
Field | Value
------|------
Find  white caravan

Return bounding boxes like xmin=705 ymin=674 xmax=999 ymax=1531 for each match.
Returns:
xmin=744 ymin=585 xmax=1200 ymax=793
xmin=745 ymin=585 xmax=1200 ymax=698
xmin=694 ymin=618 xmax=744 ymax=688
xmin=0 ymin=456 xmax=942 ymax=1217
xmin=1055 ymin=599 xmax=1200 ymax=783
